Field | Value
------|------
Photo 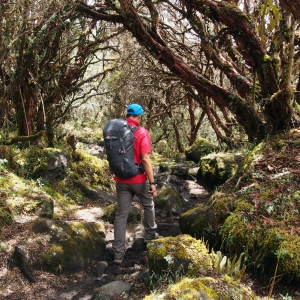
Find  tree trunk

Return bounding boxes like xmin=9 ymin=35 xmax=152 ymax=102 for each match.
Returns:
xmin=280 ymin=0 xmax=300 ymax=19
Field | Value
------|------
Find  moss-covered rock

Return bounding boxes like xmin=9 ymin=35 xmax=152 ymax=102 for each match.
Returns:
xmin=144 ymin=276 xmax=256 ymax=300
xmin=39 ymin=197 xmax=54 ymax=219
xmin=198 ymin=152 xmax=243 ymax=188
xmin=179 ymin=192 xmax=241 ymax=246
xmin=101 ymin=202 xmax=141 ymax=224
xmin=179 ymin=203 xmax=215 ymax=240
xmin=33 ymin=220 xmax=106 ymax=273
xmin=159 ymin=161 xmax=198 ymax=180
xmin=147 ymin=234 xmax=212 ymax=278
xmin=146 ymin=234 xmax=256 ymax=299
xmin=154 ymin=186 xmax=184 ymax=217
xmin=185 ymin=138 xmax=219 ymax=163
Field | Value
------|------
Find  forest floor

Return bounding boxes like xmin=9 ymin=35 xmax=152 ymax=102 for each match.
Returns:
xmin=1 ymin=136 xmax=300 ymax=299
xmin=1 ymin=184 xmax=300 ymax=300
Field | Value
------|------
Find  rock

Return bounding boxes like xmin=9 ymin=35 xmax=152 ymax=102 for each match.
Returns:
xmin=47 ymin=150 xmax=69 ymax=171
xmin=145 ymin=234 xmax=257 ymax=300
xmin=159 ymin=161 xmax=198 ymax=180
xmin=147 ymin=234 xmax=212 ymax=278
xmin=31 ymin=220 xmax=106 ymax=273
xmin=144 ymin=277 xmax=256 ymax=300
xmin=179 ymin=203 xmax=215 ymax=241
xmin=39 ymin=198 xmax=54 ymax=219
xmin=94 ymin=281 xmax=132 ymax=300
xmin=101 ymin=203 xmax=141 ymax=224
xmin=198 ymin=152 xmax=243 ymax=188
xmin=91 ymin=261 xmax=108 ymax=277
xmin=154 ymin=186 xmax=184 ymax=217
xmin=185 ymin=138 xmax=219 ymax=163
xmin=130 ymin=269 xmax=149 ymax=282
xmin=157 ymin=223 xmax=181 ymax=237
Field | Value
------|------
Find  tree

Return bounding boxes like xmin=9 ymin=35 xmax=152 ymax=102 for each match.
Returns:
xmin=77 ymin=0 xmax=300 ymax=143
xmin=280 ymin=0 xmax=300 ymax=19
xmin=0 ymin=0 xmax=123 ymax=146
xmin=106 ymin=39 xmax=206 ymax=151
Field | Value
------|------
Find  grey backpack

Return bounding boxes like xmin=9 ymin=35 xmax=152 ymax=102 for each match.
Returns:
xmin=103 ymin=119 xmax=144 ymax=179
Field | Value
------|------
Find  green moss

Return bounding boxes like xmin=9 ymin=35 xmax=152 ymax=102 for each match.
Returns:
xmin=42 ymin=244 xmax=65 ymax=273
xmin=0 ymin=200 xmax=13 ymax=229
xmin=211 ymin=194 xmax=233 ymax=222
xmin=185 ymin=138 xmax=219 ymax=163
xmin=235 ymin=199 xmax=253 ymax=212
xmin=279 ymin=237 xmax=300 ymax=278
xmin=167 ymin=277 xmax=219 ymax=299
xmin=179 ymin=203 xmax=215 ymax=239
xmin=71 ymin=150 xmax=111 ymax=189
xmin=269 ymin=137 xmax=286 ymax=151
xmin=262 ymin=54 xmax=271 ymax=62
xmin=259 ymin=189 xmax=274 ymax=201
xmin=144 ymin=274 xmax=256 ymax=300
xmin=147 ymin=235 xmax=212 ymax=278
xmin=42 ymin=221 xmax=106 ymax=273
xmin=155 ymin=186 xmax=184 ymax=216
xmin=220 ymin=214 xmax=255 ymax=253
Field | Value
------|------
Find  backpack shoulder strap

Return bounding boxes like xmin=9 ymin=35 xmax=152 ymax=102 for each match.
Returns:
xmin=130 ymin=125 xmax=140 ymax=134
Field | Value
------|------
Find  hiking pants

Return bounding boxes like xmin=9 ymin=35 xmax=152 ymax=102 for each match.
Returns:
xmin=112 ymin=181 xmax=157 ymax=259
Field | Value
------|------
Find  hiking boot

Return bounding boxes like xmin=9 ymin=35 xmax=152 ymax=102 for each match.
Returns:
xmin=113 ymin=256 xmax=124 ymax=265
xmin=144 ymin=232 xmax=162 ymax=243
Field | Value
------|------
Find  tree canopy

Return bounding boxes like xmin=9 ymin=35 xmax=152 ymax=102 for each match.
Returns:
xmin=1 ymin=0 xmax=300 ymax=149
xmin=77 ymin=0 xmax=300 ymax=143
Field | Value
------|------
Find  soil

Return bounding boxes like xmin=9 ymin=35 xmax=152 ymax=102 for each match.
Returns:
xmin=1 ymin=167 xmax=300 ymax=299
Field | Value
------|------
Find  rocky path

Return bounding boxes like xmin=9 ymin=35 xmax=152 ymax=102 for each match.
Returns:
xmin=2 ymin=145 xmax=300 ymax=299
xmin=49 ymin=173 xmax=211 ymax=300
xmin=35 ymin=140 xmax=209 ymax=299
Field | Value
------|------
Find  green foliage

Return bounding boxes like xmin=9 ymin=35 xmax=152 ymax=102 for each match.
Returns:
xmin=257 ymin=0 xmax=282 ymax=43
xmin=279 ymin=293 xmax=293 ymax=300
xmin=210 ymin=250 xmax=246 ymax=282
xmin=0 ymin=200 xmax=13 ymax=229
xmin=0 ymin=159 xmax=8 ymax=171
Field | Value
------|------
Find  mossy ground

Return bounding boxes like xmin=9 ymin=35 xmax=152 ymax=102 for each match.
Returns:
xmin=180 ymin=129 xmax=300 ymax=281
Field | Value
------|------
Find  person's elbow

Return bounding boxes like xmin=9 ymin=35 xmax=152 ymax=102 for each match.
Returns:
xmin=141 ymin=153 xmax=151 ymax=164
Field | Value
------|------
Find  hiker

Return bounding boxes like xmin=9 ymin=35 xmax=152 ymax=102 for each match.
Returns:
xmin=110 ymin=103 xmax=158 ymax=264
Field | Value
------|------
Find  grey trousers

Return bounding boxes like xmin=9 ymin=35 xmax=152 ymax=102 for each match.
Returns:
xmin=112 ymin=181 xmax=157 ymax=259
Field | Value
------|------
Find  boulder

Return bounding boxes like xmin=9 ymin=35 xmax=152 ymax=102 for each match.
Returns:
xmin=198 ymin=152 xmax=243 ymax=188
xmin=101 ymin=203 xmax=141 ymax=224
xmin=94 ymin=281 xmax=132 ymax=300
xmin=32 ymin=219 xmax=106 ymax=273
xmin=145 ymin=234 xmax=256 ymax=300
xmin=144 ymin=276 xmax=255 ymax=300
xmin=179 ymin=203 xmax=215 ymax=241
xmin=154 ymin=186 xmax=184 ymax=217
xmin=185 ymin=138 xmax=219 ymax=163
xmin=159 ymin=161 xmax=198 ymax=180
xmin=147 ymin=235 xmax=212 ymax=278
